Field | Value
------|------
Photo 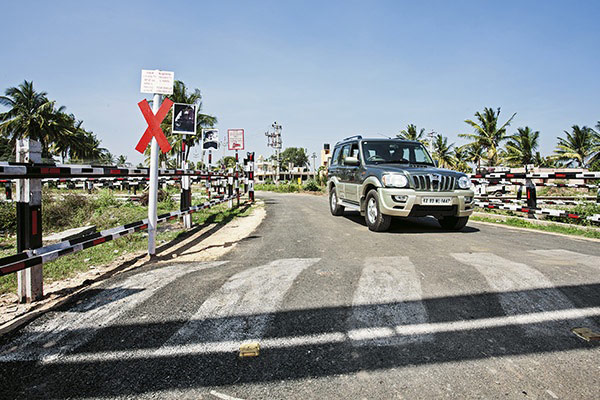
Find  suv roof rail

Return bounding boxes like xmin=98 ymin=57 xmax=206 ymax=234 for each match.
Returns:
xmin=342 ymin=135 xmax=362 ymax=141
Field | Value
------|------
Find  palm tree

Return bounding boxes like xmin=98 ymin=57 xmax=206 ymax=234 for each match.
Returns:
xmin=452 ymin=145 xmax=471 ymax=173
xmin=116 ymin=155 xmax=129 ymax=167
xmin=397 ymin=124 xmax=425 ymax=142
xmin=463 ymin=141 xmax=485 ymax=170
xmin=503 ymin=126 xmax=539 ymax=167
xmin=432 ymin=135 xmax=455 ymax=169
xmin=151 ymin=80 xmax=217 ymax=166
xmin=460 ymin=107 xmax=516 ymax=166
xmin=0 ymin=81 xmax=59 ymax=151
xmin=554 ymin=125 xmax=600 ymax=167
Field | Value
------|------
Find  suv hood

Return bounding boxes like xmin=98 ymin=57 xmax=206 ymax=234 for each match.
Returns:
xmin=369 ymin=164 xmax=465 ymax=177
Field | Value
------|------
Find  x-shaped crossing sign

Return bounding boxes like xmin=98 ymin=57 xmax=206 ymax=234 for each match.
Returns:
xmin=135 ymin=98 xmax=174 ymax=154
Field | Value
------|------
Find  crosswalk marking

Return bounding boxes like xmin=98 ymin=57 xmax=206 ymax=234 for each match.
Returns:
xmin=528 ymin=249 xmax=600 ymax=270
xmin=451 ymin=252 xmax=597 ymax=336
xmin=154 ymin=258 xmax=320 ymax=355
xmin=348 ymin=256 xmax=431 ymax=345
xmin=4 ymin=249 xmax=600 ymax=365
xmin=0 ymin=262 xmax=227 ymax=362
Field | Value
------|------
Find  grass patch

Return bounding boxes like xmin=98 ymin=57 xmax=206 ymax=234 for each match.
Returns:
xmin=471 ymin=214 xmax=600 ymax=239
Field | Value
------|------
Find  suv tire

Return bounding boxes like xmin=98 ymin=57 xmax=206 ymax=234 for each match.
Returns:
xmin=438 ymin=216 xmax=469 ymax=231
xmin=365 ymin=189 xmax=392 ymax=232
xmin=329 ymin=186 xmax=345 ymax=216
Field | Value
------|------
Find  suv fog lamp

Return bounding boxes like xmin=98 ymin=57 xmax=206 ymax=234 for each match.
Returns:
xmin=458 ymin=176 xmax=471 ymax=189
xmin=392 ymin=195 xmax=408 ymax=202
xmin=464 ymin=196 xmax=473 ymax=203
xmin=382 ymin=174 xmax=408 ymax=188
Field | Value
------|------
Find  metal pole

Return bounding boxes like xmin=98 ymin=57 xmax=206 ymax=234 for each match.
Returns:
xmin=148 ymin=93 xmax=162 ymax=257
xmin=16 ymin=138 xmax=43 ymax=302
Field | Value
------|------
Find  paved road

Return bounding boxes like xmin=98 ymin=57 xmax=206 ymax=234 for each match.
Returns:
xmin=1 ymin=192 xmax=600 ymax=399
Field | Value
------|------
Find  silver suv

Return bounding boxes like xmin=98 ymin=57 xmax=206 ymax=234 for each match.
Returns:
xmin=327 ymin=136 xmax=474 ymax=231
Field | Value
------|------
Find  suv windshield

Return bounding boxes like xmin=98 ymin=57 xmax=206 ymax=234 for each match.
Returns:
xmin=361 ymin=140 xmax=435 ymax=166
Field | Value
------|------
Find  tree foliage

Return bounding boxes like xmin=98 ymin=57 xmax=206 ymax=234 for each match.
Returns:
xmin=280 ymin=147 xmax=309 ymax=168
xmin=460 ymin=107 xmax=516 ymax=166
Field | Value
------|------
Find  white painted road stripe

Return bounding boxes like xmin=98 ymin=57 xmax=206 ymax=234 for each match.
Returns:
xmin=528 ymin=249 xmax=600 ymax=270
xmin=153 ymin=258 xmax=320 ymax=356
xmin=44 ymin=305 xmax=600 ymax=364
xmin=0 ymin=262 xmax=227 ymax=362
xmin=451 ymin=253 xmax=597 ymax=336
xmin=348 ymin=256 xmax=431 ymax=345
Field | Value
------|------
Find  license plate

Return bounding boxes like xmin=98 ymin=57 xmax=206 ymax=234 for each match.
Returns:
xmin=421 ymin=197 xmax=452 ymax=205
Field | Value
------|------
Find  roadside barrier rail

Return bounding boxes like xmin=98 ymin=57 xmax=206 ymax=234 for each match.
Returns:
xmin=0 ymin=195 xmax=239 ymax=277
xmin=470 ymin=171 xmax=600 ymax=180
xmin=471 ymin=179 xmax=598 ymax=189
xmin=0 ymin=161 xmax=231 ymax=179
xmin=474 ymin=201 xmax=600 ymax=224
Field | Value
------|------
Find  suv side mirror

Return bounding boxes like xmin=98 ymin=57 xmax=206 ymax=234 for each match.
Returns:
xmin=344 ymin=156 xmax=360 ymax=166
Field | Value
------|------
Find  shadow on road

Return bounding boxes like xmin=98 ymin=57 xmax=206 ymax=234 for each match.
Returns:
xmin=343 ymin=212 xmax=480 ymax=234
xmin=2 ymin=282 xmax=598 ymax=397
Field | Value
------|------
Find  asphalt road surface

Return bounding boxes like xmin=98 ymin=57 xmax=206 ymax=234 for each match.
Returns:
xmin=1 ymin=192 xmax=600 ymax=399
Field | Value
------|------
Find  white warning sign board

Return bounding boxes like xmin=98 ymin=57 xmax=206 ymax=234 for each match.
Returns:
xmin=140 ymin=70 xmax=174 ymax=95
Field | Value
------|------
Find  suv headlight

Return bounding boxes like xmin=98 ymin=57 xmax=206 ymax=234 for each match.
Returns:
xmin=382 ymin=173 xmax=408 ymax=188
xmin=458 ymin=176 xmax=471 ymax=189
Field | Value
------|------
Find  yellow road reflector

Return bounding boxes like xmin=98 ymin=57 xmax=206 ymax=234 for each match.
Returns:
xmin=239 ymin=342 xmax=260 ymax=358
xmin=571 ymin=327 xmax=600 ymax=342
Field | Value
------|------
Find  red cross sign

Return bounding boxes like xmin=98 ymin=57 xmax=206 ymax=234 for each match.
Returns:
xmin=135 ymin=98 xmax=174 ymax=154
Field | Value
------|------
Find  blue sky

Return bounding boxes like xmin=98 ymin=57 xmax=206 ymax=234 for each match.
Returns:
xmin=1 ymin=0 xmax=599 ymax=166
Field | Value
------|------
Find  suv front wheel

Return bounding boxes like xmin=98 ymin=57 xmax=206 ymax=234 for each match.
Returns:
xmin=365 ymin=189 xmax=392 ymax=232
xmin=329 ymin=186 xmax=345 ymax=216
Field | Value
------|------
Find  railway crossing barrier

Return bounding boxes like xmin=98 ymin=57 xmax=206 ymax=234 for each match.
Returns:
xmin=0 ymin=157 xmax=254 ymax=303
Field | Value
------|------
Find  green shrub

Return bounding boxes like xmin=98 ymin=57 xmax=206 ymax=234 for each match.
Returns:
xmin=0 ymin=201 xmax=16 ymax=232
xmin=42 ymin=192 xmax=94 ymax=233
xmin=303 ymin=179 xmax=321 ymax=191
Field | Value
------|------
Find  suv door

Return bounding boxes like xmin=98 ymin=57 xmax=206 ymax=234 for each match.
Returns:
xmin=344 ymin=142 xmax=361 ymax=203
xmin=338 ymin=144 xmax=351 ymax=199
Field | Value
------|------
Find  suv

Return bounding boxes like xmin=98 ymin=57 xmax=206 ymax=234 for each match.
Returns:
xmin=327 ymin=136 xmax=474 ymax=231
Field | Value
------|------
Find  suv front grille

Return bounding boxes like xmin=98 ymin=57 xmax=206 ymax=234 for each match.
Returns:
xmin=411 ymin=174 xmax=456 ymax=191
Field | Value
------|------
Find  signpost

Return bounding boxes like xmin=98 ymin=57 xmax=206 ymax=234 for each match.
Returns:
xmin=139 ymin=69 xmax=174 ymax=257
xmin=227 ymin=129 xmax=245 ymax=151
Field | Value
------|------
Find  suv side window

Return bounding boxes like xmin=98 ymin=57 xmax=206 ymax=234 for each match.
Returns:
xmin=340 ymin=144 xmax=351 ymax=164
xmin=350 ymin=142 xmax=360 ymax=160
xmin=331 ymin=146 xmax=341 ymax=166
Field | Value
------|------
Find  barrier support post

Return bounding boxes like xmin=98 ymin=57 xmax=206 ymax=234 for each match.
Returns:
xmin=248 ymin=152 xmax=255 ymax=202
xmin=5 ymin=181 xmax=12 ymax=201
xmin=16 ymin=138 xmax=43 ymax=303
xmin=526 ymin=178 xmax=537 ymax=218
xmin=227 ymin=168 xmax=234 ymax=209
xmin=181 ymin=160 xmax=192 ymax=229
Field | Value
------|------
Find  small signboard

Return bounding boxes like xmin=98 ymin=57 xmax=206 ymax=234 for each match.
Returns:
xmin=202 ymin=128 xmax=219 ymax=149
xmin=172 ymin=103 xmax=197 ymax=135
xmin=227 ymin=129 xmax=245 ymax=151
xmin=140 ymin=70 xmax=174 ymax=95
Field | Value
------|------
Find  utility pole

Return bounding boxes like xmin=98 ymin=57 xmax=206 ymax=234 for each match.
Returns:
xmin=265 ymin=121 xmax=282 ymax=183
xmin=427 ymin=131 xmax=436 ymax=154
xmin=311 ymin=152 xmax=317 ymax=178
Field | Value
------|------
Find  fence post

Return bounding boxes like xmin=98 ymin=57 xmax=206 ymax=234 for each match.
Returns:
xmin=525 ymin=178 xmax=537 ymax=218
xmin=16 ymin=138 xmax=43 ymax=303
xmin=4 ymin=181 xmax=12 ymax=201
xmin=181 ymin=161 xmax=192 ymax=229
xmin=227 ymin=168 xmax=234 ymax=209
xmin=248 ymin=152 xmax=255 ymax=202
xmin=235 ymin=164 xmax=240 ymax=207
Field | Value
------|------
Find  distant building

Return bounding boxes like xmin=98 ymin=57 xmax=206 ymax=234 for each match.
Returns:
xmin=320 ymin=143 xmax=331 ymax=169
xmin=255 ymin=155 xmax=316 ymax=183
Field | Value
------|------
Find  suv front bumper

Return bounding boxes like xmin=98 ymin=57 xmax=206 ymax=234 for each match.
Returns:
xmin=376 ymin=188 xmax=474 ymax=218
